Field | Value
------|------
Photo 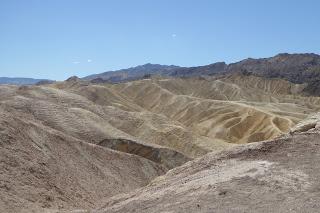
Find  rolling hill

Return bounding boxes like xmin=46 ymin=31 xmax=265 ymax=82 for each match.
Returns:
xmin=2 ymin=53 xmax=320 ymax=212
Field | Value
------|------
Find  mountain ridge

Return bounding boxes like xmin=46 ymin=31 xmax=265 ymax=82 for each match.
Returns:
xmin=83 ymin=53 xmax=320 ymax=91
xmin=0 ymin=77 xmax=54 ymax=85
xmin=83 ymin=63 xmax=181 ymax=82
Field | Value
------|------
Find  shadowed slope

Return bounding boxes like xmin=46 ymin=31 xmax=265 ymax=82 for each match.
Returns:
xmin=98 ymin=138 xmax=191 ymax=169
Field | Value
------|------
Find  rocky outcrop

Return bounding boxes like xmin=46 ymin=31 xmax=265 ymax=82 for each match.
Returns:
xmin=302 ymin=79 xmax=320 ymax=96
xmin=290 ymin=113 xmax=320 ymax=133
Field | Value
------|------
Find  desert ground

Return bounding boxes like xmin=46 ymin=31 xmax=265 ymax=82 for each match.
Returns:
xmin=1 ymin=74 xmax=320 ymax=212
xmin=100 ymin=114 xmax=320 ymax=213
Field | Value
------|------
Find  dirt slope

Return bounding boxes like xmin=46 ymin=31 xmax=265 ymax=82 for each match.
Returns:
xmin=108 ymin=76 xmax=319 ymax=146
xmin=9 ymin=74 xmax=317 ymax=158
xmin=1 ymin=74 xmax=320 ymax=212
xmin=100 ymin=117 xmax=320 ymax=213
xmin=0 ymin=83 xmax=179 ymax=212
xmin=0 ymin=105 xmax=166 ymax=213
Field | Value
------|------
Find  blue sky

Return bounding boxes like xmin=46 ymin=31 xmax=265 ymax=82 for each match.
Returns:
xmin=1 ymin=0 xmax=320 ymax=80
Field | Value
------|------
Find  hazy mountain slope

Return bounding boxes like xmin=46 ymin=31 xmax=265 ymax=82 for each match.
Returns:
xmin=99 ymin=116 xmax=320 ymax=213
xmin=0 ymin=77 xmax=53 ymax=85
xmin=83 ymin=63 xmax=180 ymax=82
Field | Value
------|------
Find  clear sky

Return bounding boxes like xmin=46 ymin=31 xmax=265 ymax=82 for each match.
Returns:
xmin=1 ymin=0 xmax=320 ymax=80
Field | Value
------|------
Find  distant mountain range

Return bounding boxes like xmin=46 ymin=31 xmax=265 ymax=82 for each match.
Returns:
xmin=84 ymin=53 xmax=320 ymax=83
xmin=83 ymin=63 xmax=181 ymax=82
xmin=3 ymin=53 xmax=320 ymax=93
xmin=0 ymin=77 xmax=53 ymax=85
xmin=226 ymin=53 xmax=320 ymax=83
xmin=83 ymin=62 xmax=228 ymax=82
xmin=226 ymin=53 xmax=320 ymax=96
xmin=83 ymin=53 xmax=320 ymax=95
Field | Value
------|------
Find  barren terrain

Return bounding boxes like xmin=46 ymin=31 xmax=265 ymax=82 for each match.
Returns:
xmin=1 ymin=73 xmax=320 ymax=212
xmin=100 ymin=114 xmax=320 ymax=213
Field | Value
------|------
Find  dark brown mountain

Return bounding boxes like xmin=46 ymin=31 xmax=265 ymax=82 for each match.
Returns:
xmin=84 ymin=53 xmax=320 ymax=96
xmin=83 ymin=63 xmax=181 ymax=82
xmin=227 ymin=53 xmax=320 ymax=84
xmin=169 ymin=62 xmax=227 ymax=77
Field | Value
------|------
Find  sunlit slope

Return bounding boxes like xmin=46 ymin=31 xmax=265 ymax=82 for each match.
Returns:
xmin=52 ymin=80 xmax=228 ymax=157
xmin=108 ymin=75 xmax=319 ymax=145
xmin=1 ymin=82 xmax=212 ymax=159
xmin=8 ymin=74 xmax=318 ymax=159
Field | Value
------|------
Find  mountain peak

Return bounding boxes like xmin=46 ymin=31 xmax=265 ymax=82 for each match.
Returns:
xmin=66 ymin=76 xmax=80 ymax=82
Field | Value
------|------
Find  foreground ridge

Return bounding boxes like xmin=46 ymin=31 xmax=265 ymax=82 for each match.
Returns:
xmin=98 ymin=116 xmax=320 ymax=213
